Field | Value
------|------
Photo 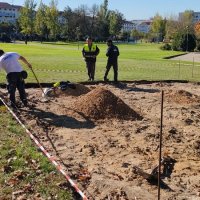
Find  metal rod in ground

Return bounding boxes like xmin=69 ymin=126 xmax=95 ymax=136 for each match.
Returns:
xmin=158 ymin=90 xmax=164 ymax=200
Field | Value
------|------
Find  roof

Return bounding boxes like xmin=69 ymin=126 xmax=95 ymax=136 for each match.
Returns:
xmin=139 ymin=21 xmax=152 ymax=26
xmin=0 ymin=2 xmax=22 ymax=10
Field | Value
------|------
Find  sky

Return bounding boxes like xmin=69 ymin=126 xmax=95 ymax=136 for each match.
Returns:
xmin=2 ymin=0 xmax=200 ymax=20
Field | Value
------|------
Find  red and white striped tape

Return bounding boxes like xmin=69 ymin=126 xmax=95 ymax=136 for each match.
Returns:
xmin=0 ymin=96 xmax=88 ymax=200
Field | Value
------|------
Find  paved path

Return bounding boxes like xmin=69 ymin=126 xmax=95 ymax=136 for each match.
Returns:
xmin=170 ymin=52 xmax=200 ymax=62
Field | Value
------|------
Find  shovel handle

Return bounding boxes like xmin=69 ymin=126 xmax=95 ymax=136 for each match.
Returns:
xmin=30 ymin=68 xmax=45 ymax=95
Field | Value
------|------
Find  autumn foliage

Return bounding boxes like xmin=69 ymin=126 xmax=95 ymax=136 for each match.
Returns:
xmin=194 ymin=21 xmax=200 ymax=38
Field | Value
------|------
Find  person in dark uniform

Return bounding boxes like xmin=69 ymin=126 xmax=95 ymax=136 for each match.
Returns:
xmin=82 ymin=37 xmax=100 ymax=81
xmin=0 ymin=49 xmax=32 ymax=108
xmin=104 ymin=39 xmax=120 ymax=83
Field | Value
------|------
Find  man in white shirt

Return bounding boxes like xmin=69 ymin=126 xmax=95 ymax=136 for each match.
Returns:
xmin=0 ymin=49 xmax=32 ymax=108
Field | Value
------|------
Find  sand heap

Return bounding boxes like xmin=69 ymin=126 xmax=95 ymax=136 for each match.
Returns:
xmin=73 ymin=87 xmax=142 ymax=120
xmin=166 ymin=90 xmax=200 ymax=104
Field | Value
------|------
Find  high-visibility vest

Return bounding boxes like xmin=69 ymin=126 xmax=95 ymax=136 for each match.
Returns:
xmin=83 ymin=44 xmax=97 ymax=52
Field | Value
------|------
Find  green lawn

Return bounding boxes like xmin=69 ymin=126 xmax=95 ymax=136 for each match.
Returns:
xmin=0 ymin=41 xmax=199 ymax=83
xmin=0 ymin=106 xmax=72 ymax=199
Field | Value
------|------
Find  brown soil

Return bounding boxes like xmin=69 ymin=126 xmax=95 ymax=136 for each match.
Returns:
xmin=54 ymin=83 xmax=91 ymax=97
xmin=73 ymin=87 xmax=142 ymax=120
xmin=62 ymin=83 xmax=91 ymax=96
xmin=166 ymin=89 xmax=200 ymax=104
xmin=4 ymin=82 xmax=200 ymax=200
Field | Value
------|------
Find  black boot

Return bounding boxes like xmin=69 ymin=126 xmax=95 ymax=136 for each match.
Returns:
xmin=22 ymin=99 xmax=28 ymax=107
xmin=104 ymin=77 xmax=109 ymax=82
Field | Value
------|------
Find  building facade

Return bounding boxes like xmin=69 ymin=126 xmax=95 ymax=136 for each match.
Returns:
xmin=136 ymin=21 xmax=151 ymax=33
xmin=0 ymin=2 xmax=21 ymax=24
xmin=0 ymin=2 xmax=66 ymax=25
xmin=122 ymin=20 xmax=136 ymax=32
xmin=179 ymin=11 xmax=200 ymax=24
xmin=192 ymin=12 xmax=200 ymax=24
xmin=122 ymin=19 xmax=152 ymax=34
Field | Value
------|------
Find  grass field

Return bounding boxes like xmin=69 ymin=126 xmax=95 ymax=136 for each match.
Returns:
xmin=0 ymin=41 xmax=200 ymax=83
xmin=0 ymin=105 xmax=72 ymax=199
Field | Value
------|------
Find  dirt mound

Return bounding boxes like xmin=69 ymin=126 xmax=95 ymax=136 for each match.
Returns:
xmin=73 ymin=87 xmax=142 ymax=120
xmin=166 ymin=90 xmax=200 ymax=104
xmin=57 ymin=83 xmax=90 ymax=96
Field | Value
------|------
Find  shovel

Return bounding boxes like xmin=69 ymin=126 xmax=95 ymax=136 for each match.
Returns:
xmin=30 ymin=68 xmax=49 ymax=102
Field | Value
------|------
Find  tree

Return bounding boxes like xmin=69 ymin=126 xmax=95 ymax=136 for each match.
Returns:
xmin=166 ymin=11 xmax=194 ymax=42
xmin=18 ymin=0 xmax=37 ymax=44
xmin=35 ymin=0 xmax=48 ymax=42
xmin=165 ymin=11 xmax=196 ymax=52
xmin=150 ymin=13 xmax=166 ymax=42
xmin=63 ymin=6 xmax=84 ymax=41
xmin=194 ymin=21 xmax=200 ymax=39
xmin=194 ymin=21 xmax=200 ymax=50
xmin=0 ymin=23 xmax=14 ymax=42
xmin=181 ymin=33 xmax=196 ymax=51
xmin=0 ymin=23 xmax=15 ymax=35
xmin=74 ymin=5 xmax=90 ymax=38
xmin=62 ymin=6 xmax=77 ymax=41
xmin=179 ymin=10 xmax=194 ymax=39
xmin=62 ymin=4 xmax=98 ymax=41
xmin=171 ymin=32 xmax=184 ymax=51
xmin=172 ymin=31 xmax=196 ymax=51
xmin=118 ymin=30 xmax=130 ymax=42
xmin=165 ymin=15 xmax=179 ymax=40
xmin=46 ymin=0 xmax=59 ymax=40
xmin=179 ymin=10 xmax=193 ymax=29
xmin=108 ymin=10 xmax=124 ymax=39
xmin=89 ymin=4 xmax=99 ymax=38
xmin=96 ymin=0 xmax=110 ymax=40
xmin=130 ymin=29 xmax=144 ymax=42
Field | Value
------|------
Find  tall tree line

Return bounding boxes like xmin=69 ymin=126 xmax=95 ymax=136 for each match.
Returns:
xmin=18 ymin=0 xmax=124 ymax=42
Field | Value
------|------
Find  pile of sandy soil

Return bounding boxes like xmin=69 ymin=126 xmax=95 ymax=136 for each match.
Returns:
xmin=166 ymin=89 xmax=200 ymax=104
xmin=73 ymin=87 xmax=142 ymax=120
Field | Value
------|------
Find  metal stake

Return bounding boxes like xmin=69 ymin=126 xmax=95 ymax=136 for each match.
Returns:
xmin=158 ymin=90 xmax=164 ymax=200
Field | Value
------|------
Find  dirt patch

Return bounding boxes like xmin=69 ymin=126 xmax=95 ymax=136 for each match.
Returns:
xmin=2 ymin=82 xmax=200 ymax=200
xmin=166 ymin=89 xmax=200 ymax=104
xmin=53 ymin=83 xmax=91 ymax=97
xmin=73 ymin=87 xmax=142 ymax=120
xmin=62 ymin=83 xmax=91 ymax=96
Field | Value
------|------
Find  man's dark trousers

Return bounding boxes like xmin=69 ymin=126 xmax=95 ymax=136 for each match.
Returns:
xmin=86 ymin=61 xmax=95 ymax=81
xmin=6 ymin=72 xmax=27 ymax=106
xmin=104 ymin=61 xmax=118 ymax=82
